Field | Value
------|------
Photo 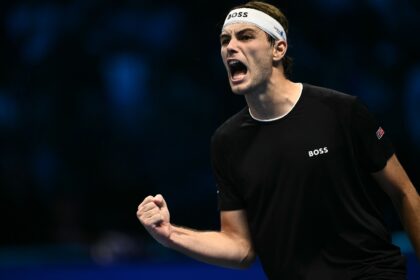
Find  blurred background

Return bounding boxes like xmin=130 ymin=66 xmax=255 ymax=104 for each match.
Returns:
xmin=0 ymin=0 xmax=419 ymax=279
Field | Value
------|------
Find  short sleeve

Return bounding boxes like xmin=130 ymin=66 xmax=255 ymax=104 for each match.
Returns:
xmin=210 ymin=133 xmax=245 ymax=211
xmin=350 ymin=98 xmax=394 ymax=172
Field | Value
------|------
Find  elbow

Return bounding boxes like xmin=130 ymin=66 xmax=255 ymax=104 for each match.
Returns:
xmin=238 ymin=257 xmax=256 ymax=269
xmin=390 ymin=186 xmax=417 ymax=210
xmin=237 ymin=248 xmax=256 ymax=269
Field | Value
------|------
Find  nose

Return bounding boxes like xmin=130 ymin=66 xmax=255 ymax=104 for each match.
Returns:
xmin=226 ymin=38 xmax=239 ymax=55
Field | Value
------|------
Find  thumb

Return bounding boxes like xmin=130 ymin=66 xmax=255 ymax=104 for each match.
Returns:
xmin=153 ymin=194 xmax=167 ymax=208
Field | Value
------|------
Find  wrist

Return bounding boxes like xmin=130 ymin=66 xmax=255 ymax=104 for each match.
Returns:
xmin=155 ymin=223 xmax=175 ymax=248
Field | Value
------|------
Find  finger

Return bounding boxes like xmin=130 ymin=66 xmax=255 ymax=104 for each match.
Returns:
xmin=153 ymin=194 xmax=166 ymax=208
xmin=138 ymin=207 xmax=159 ymax=223
xmin=146 ymin=213 xmax=164 ymax=226
xmin=138 ymin=196 xmax=154 ymax=209
xmin=139 ymin=201 xmax=159 ymax=213
xmin=137 ymin=206 xmax=158 ymax=221
xmin=141 ymin=207 xmax=160 ymax=219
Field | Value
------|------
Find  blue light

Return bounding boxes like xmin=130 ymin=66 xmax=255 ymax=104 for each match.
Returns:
xmin=404 ymin=66 xmax=420 ymax=149
xmin=0 ymin=92 xmax=17 ymax=127
xmin=103 ymin=54 xmax=149 ymax=121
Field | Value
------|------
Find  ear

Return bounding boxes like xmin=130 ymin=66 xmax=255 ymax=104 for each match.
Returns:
xmin=272 ymin=40 xmax=287 ymax=62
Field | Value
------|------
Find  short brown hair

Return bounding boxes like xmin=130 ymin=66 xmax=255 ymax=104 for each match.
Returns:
xmin=229 ymin=1 xmax=293 ymax=78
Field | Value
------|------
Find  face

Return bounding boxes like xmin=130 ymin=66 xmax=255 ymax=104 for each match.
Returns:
xmin=220 ymin=23 xmax=277 ymax=95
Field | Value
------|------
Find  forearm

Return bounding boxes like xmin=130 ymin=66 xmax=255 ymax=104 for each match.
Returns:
xmin=372 ymin=155 xmax=420 ymax=260
xmin=394 ymin=188 xmax=420 ymax=260
xmin=165 ymin=225 xmax=255 ymax=269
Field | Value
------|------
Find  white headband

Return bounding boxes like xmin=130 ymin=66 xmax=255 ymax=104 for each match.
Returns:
xmin=223 ymin=8 xmax=287 ymax=41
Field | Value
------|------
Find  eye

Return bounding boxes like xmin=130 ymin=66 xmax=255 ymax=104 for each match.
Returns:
xmin=239 ymin=34 xmax=253 ymax=41
xmin=220 ymin=36 xmax=230 ymax=46
xmin=220 ymin=38 xmax=229 ymax=46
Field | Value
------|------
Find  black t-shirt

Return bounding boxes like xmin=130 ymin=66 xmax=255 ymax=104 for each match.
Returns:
xmin=211 ymin=84 xmax=406 ymax=280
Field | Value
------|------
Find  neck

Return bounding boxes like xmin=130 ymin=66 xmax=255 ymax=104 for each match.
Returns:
xmin=245 ymin=74 xmax=302 ymax=121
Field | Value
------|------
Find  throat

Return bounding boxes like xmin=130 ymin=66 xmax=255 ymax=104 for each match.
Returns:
xmin=247 ymin=82 xmax=303 ymax=122
xmin=248 ymin=105 xmax=291 ymax=122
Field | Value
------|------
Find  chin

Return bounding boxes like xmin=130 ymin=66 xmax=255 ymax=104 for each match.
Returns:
xmin=230 ymin=83 xmax=249 ymax=95
xmin=231 ymin=88 xmax=245 ymax=95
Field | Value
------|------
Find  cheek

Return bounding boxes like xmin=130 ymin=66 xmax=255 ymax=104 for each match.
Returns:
xmin=220 ymin=49 xmax=228 ymax=68
xmin=249 ymin=50 xmax=272 ymax=72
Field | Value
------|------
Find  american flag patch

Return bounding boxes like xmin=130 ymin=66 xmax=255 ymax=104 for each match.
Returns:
xmin=376 ymin=127 xmax=385 ymax=140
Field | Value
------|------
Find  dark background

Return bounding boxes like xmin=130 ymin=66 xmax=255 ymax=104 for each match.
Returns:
xmin=0 ymin=0 xmax=419 ymax=274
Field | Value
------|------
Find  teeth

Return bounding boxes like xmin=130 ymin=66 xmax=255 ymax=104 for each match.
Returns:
xmin=228 ymin=60 xmax=240 ymax=66
xmin=227 ymin=59 xmax=247 ymax=79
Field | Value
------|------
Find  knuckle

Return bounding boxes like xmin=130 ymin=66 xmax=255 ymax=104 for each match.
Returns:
xmin=140 ymin=196 xmax=153 ymax=205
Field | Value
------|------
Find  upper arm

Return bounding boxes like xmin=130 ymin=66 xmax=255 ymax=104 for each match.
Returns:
xmin=350 ymin=98 xmax=395 ymax=172
xmin=372 ymin=154 xmax=418 ymax=204
xmin=221 ymin=209 xmax=252 ymax=241
xmin=220 ymin=209 xmax=255 ymax=265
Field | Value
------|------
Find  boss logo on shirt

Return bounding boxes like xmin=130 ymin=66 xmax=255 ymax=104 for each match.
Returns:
xmin=308 ymin=147 xmax=328 ymax=157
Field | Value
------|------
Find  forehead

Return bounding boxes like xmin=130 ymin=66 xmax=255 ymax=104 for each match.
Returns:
xmin=221 ymin=23 xmax=262 ymax=35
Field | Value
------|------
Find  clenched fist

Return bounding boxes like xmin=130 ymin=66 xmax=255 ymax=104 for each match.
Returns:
xmin=137 ymin=194 xmax=172 ymax=247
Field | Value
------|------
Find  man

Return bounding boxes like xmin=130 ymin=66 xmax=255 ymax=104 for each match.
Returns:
xmin=137 ymin=1 xmax=420 ymax=279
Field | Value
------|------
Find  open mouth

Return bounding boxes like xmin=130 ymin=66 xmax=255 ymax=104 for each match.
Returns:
xmin=228 ymin=60 xmax=248 ymax=81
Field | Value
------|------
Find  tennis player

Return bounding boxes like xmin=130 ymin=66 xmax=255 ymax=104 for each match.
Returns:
xmin=137 ymin=2 xmax=420 ymax=279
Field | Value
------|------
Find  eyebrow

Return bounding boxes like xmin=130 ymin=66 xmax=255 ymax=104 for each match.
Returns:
xmin=220 ymin=27 xmax=258 ymax=39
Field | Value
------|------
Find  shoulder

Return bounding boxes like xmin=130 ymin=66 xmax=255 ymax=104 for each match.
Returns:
xmin=211 ymin=107 xmax=249 ymax=146
xmin=303 ymin=83 xmax=356 ymax=105
xmin=303 ymin=83 xmax=359 ymax=117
